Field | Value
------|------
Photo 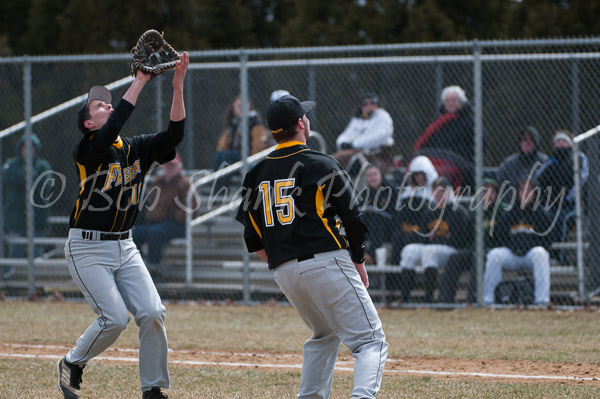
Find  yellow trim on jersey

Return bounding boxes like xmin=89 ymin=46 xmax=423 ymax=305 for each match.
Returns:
xmin=267 ymin=149 xmax=310 ymax=160
xmin=336 ymin=220 xmax=348 ymax=247
xmin=266 ymin=141 xmax=310 ymax=159
xmin=112 ymin=137 xmax=123 ymax=149
xmin=248 ymin=212 xmax=263 ymax=239
xmin=316 ymin=184 xmax=342 ymax=249
xmin=73 ymin=163 xmax=101 ymax=225
xmin=73 ymin=162 xmax=87 ymax=225
xmin=275 ymin=141 xmax=304 ymax=149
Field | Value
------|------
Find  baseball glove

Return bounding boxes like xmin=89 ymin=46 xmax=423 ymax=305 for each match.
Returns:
xmin=130 ymin=30 xmax=181 ymax=77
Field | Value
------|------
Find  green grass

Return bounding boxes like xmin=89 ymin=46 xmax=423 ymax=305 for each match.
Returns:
xmin=1 ymin=300 xmax=600 ymax=398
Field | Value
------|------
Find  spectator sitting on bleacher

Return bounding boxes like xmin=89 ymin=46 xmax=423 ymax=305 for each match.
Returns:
xmin=332 ymin=93 xmax=394 ymax=174
xmin=534 ymin=130 xmax=588 ymax=260
xmin=398 ymin=155 xmax=439 ymax=204
xmin=413 ymin=85 xmax=474 ymax=189
xmin=387 ymin=155 xmax=438 ymax=303
xmin=133 ymin=154 xmax=191 ymax=281
xmin=496 ymin=125 xmax=548 ymax=192
xmin=212 ymin=95 xmax=271 ymax=187
xmin=483 ymin=178 xmax=551 ymax=306
xmin=396 ymin=177 xmax=471 ymax=303
xmin=358 ymin=164 xmax=399 ymax=265
xmin=2 ymin=133 xmax=52 ymax=280
xmin=439 ymin=176 xmax=507 ymax=304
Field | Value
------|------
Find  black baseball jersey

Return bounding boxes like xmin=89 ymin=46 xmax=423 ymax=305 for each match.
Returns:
xmin=69 ymin=99 xmax=184 ymax=232
xmin=236 ymin=141 xmax=365 ymax=269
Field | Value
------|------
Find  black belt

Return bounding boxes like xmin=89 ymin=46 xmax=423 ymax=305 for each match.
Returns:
xmin=298 ymin=254 xmax=314 ymax=262
xmin=81 ymin=231 xmax=130 ymax=241
xmin=100 ymin=232 xmax=130 ymax=240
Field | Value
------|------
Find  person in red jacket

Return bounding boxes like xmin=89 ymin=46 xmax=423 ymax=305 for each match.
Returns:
xmin=413 ymin=85 xmax=474 ymax=189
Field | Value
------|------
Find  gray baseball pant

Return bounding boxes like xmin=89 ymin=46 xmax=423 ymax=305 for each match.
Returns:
xmin=274 ymin=249 xmax=388 ymax=399
xmin=64 ymin=228 xmax=169 ymax=391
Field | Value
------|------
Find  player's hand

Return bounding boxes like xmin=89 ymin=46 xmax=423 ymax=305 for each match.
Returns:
xmin=354 ymin=261 xmax=369 ymax=289
xmin=173 ymin=51 xmax=189 ymax=89
xmin=135 ymin=69 xmax=152 ymax=83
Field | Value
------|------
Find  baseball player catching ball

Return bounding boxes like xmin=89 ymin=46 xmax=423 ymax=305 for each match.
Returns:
xmin=236 ymin=94 xmax=388 ymax=398
xmin=57 ymin=52 xmax=189 ymax=399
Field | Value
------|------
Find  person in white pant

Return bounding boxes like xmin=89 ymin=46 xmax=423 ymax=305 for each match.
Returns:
xmin=398 ymin=177 xmax=471 ymax=303
xmin=483 ymin=179 xmax=552 ymax=305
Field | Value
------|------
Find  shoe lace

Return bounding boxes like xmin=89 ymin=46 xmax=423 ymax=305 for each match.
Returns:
xmin=70 ymin=364 xmax=84 ymax=388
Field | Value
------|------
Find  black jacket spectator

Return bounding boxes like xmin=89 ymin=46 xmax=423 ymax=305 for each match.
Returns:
xmin=496 ymin=126 xmax=548 ymax=191
xmin=425 ymin=200 xmax=472 ymax=249
xmin=494 ymin=197 xmax=552 ymax=255
xmin=359 ymin=165 xmax=399 ymax=262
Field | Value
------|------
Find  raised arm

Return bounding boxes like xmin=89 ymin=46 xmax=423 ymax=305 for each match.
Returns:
xmin=170 ymin=52 xmax=189 ymax=122
xmin=122 ymin=70 xmax=152 ymax=106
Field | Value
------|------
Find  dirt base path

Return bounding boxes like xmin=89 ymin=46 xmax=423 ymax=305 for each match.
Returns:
xmin=2 ymin=342 xmax=599 ymax=385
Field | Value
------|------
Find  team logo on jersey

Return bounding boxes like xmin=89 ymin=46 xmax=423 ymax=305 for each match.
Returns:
xmin=102 ymin=160 xmax=142 ymax=192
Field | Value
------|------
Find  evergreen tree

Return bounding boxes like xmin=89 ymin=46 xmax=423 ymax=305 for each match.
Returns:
xmin=1 ymin=0 xmax=34 ymax=54
xmin=25 ymin=0 xmax=69 ymax=55
xmin=1 ymin=0 xmax=599 ymax=55
xmin=403 ymin=0 xmax=458 ymax=42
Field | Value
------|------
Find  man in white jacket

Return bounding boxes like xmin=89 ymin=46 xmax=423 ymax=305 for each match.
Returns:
xmin=332 ymin=93 xmax=394 ymax=172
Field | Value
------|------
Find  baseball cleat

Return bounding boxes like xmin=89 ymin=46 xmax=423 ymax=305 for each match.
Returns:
xmin=142 ymin=386 xmax=169 ymax=398
xmin=57 ymin=356 xmax=85 ymax=399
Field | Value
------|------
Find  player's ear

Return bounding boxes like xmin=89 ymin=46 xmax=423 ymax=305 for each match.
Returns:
xmin=84 ymin=120 xmax=95 ymax=130
xmin=297 ymin=117 xmax=305 ymax=129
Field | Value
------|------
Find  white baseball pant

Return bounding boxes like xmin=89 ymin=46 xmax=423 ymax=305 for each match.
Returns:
xmin=399 ymin=243 xmax=458 ymax=270
xmin=274 ymin=249 xmax=388 ymax=399
xmin=483 ymin=246 xmax=550 ymax=304
xmin=64 ymin=228 xmax=169 ymax=391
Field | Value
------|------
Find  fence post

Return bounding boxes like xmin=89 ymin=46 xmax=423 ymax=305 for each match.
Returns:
xmin=572 ymin=139 xmax=585 ymax=303
xmin=570 ymin=59 xmax=580 ymax=135
xmin=239 ymin=49 xmax=251 ymax=304
xmin=183 ymin=71 xmax=194 ymax=169
xmin=308 ymin=61 xmax=317 ymax=126
xmin=434 ymin=63 xmax=443 ymax=110
xmin=185 ymin=186 xmax=194 ymax=284
xmin=473 ymin=40 xmax=485 ymax=306
xmin=23 ymin=56 xmax=35 ymax=297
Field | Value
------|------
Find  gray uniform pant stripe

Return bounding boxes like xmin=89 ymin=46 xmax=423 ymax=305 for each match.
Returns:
xmin=64 ymin=232 xmax=169 ymax=390
xmin=274 ymin=249 xmax=388 ymax=399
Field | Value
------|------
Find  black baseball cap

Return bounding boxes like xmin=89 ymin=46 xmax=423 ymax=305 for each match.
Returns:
xmin=267 ymin=95 xmax=316 ymax=134
xmin=77 ymin=86 xmax=112 ymax=134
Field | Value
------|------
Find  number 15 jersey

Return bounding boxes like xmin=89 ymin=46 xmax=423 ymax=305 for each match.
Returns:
xmin=236 ymin=141 xmax=363 ymax=269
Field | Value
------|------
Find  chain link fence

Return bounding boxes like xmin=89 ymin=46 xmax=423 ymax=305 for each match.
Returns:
xmin=1 ymin=38 xmax=600 ymax=307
